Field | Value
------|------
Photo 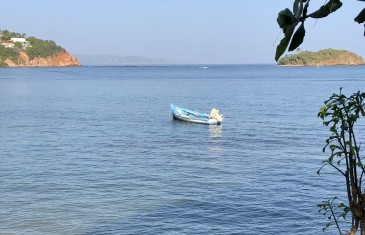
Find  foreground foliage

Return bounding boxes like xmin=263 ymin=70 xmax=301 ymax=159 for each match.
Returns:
xmin=318 ymin=89 xmax=365 ymax=234
xmin=275 ymin=0 xmax=365 ymax=61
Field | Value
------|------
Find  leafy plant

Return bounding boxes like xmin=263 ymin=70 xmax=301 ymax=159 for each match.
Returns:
xmin=275 ymin=0 xmax=365 ymax=61
xmin=318 ymin=197 xmax=350 ymax=234
xmin=318 ymin=88 xmax=365 ymax=234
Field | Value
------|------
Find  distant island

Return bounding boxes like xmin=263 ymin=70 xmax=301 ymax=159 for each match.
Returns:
xmin=277 ymin=49 xmax=365 ymax=66
xmin=0 ymin=30 xmax=80 ymax=67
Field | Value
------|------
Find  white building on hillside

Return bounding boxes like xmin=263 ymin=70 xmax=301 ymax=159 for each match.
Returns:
xmin=11 ymin=38 xmax=26 ymax=43
xmin=10 ymin=38 xmax=31 ymax=49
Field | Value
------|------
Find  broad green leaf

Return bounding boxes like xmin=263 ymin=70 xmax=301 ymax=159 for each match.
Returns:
xmin=275 ymin=23 xmax=296 ymax=61
xmin=309 ymin=0 xmax=342 ymax=19
xmin=293 ymin=0 xmax=303 ymax=18
xmin=354 ymin=8 xmax=365 ymax=23
xmin=289 ymin=23 xmax=306 ymax=51
xmin=277 ymin=8 xmax=295 ymax=33
xmin=318 ymin=102 xmax=332 ymax=119
xmin=293 ymin=0 xmax=299 ymax=17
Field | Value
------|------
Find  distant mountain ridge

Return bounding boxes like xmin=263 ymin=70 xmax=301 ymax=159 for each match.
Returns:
xmin=75 ymin=54 xmax=175 ymax=66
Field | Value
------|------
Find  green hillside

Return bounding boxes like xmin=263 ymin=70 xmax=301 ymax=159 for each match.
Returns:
xmin=0 ymin=30 xmax=64 ymax=66
xmin=277 ymin=49 xmax=365 ymax=66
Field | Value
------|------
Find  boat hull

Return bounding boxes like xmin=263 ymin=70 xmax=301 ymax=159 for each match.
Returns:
xmin=170 ymin=104 xmax=221 ymax=125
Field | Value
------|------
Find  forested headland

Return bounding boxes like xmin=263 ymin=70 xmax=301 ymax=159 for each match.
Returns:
xmin=0 ymin=30 xmax=80 ymax=67
xmin=277 ymin=49 xmax=365 ymax=66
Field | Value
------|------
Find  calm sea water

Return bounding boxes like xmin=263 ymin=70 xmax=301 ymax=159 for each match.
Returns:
xmin=0 ymin=65 xmax=364 ymax=235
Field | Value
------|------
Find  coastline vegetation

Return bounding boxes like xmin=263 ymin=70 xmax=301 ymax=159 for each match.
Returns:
xmin=277 ymin=48 xmax=363 ymax=66
xmin=0 ymin=44 xmax=19 ymax=66
xmin=0 ymin=30 xmax=26 ymax=41
xmin=25 ymin=36 xmax=63 ymax=60
xmin=0 ymin=30 xmax=65 ymax=66
xmin=317 ymin=89 xmax=365 ymax=234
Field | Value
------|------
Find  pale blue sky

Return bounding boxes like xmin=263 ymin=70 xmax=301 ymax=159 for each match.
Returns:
xmin=0 ymin=0 xmax=364 ymax=63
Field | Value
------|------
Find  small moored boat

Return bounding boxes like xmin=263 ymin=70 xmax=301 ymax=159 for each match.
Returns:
xmin=170 ymin=104 xmax=224 ymax=125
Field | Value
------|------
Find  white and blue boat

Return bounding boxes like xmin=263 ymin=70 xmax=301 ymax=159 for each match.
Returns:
xmin=170 ymin=104 xmax=224 ymax=125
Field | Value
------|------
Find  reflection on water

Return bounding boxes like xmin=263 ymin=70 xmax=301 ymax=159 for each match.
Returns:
xmin=209 ymin=125 xmax=222 ymax=138
xmin=209 ymin=125 xmax=223 ymax=158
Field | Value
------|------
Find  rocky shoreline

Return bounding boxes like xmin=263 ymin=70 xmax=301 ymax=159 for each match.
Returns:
xmin=4 ymin=50 xmax=80 ymax=67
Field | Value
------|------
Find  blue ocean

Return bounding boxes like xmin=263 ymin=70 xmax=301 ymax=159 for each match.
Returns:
xmin=1 ymin=65 xmax=364 ymax=234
